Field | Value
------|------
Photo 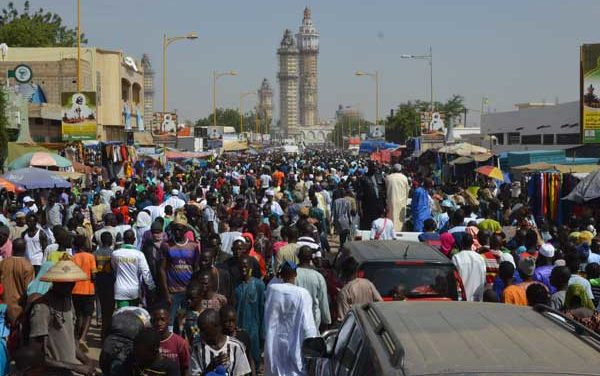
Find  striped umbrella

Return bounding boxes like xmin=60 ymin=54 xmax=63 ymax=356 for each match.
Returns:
xmin=476 ymin=165 xmax=505 ymax=181
xmin=8 ymin=152 xmax=72 ymax=170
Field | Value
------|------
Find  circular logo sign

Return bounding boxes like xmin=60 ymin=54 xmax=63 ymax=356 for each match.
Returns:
xmin=14 ymin=64 xmax=32 ymax=83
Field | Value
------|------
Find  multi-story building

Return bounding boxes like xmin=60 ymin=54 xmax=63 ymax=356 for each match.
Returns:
xmin=257 ymin=78 xmax=273 ymax=132
xmin=297 ymin=6 xmax=319 ymax=128
xmin=277 ymin=29 xmax=299 ymax=138
xmin=0 ymin=47 xmax=145 ymax=142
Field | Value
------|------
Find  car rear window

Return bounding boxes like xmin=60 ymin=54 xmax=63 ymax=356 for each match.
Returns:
xmin=362 ymin=263 xmax=458 ymax=300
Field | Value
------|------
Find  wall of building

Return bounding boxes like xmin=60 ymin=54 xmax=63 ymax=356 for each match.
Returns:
xmin=0 ymin=47 xmax=145 ymax=142
xmin=482 ymin=101 xmax=580 ymax=153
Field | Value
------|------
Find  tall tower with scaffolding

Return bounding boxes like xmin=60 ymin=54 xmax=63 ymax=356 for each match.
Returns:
xmin=297 ymin=6 xmax=319 ymax=128
xmin=277 ymin=29 xmax=299 ymax=137
xmin=141 ymin=54 xmax=154 ymax=129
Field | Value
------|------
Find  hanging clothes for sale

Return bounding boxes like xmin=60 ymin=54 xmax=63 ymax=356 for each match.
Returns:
xmin=527 ymin=171 xmax=580 ymax=226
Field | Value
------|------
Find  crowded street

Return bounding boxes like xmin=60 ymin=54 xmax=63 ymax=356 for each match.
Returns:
xmin=2 ymin=1 xmax=600 ymax=375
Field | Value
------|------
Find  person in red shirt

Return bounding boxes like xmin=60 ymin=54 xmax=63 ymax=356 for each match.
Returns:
xmin=152 ymin=305 xmax=190 ymax=376
xmin=272 ymin=168 xmax=285 ymax=188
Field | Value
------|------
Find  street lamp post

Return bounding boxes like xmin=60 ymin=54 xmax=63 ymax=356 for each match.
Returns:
xmin=401 ymin=46 xmax=434 ymax=120
xmin=240 ymin=91 xmax=256 ymax=134
xmin=213 ymin=70 xmax=237 ymax=127
xmin=163 ymin=32 xmax=198 ymax=116
xmin=355 ymin=71 xmax=380 ymax=125
xmin=77 ymin=0 xmax=81 ymax=92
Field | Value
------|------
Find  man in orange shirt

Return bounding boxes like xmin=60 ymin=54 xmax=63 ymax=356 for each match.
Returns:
xmin=272 ymin=168 xmax=285 ymax=189
xmin=499 ymin=261 xmax=527 ymax=306
xmin=72 ymin=235 xmax=97 ymax=350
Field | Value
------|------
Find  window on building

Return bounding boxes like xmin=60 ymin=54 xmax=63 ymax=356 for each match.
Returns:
xmin=521 ymin=135 xmax=541 ymax=145
xmin=556 ymin=133 xmax=581 ymax=145
xmin=542 ymin=134 xmax=554 ymax=145
xmin=507 ymin=132 xmax=520 ymax=145
xmin=121 ymin=79 xmax=131 ymax=102
xmin=492 ymin=133 xmax=504 ymax=145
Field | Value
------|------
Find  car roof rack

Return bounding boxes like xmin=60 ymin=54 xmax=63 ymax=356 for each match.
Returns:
xmin=362 ymin=303 xmax=406 ymax=369
xmin=534 ymin=304 xmax=600 ymax=351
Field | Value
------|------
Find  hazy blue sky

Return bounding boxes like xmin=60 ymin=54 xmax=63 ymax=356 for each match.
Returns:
xmin=9 ymin=0 xmax=600 ymax=125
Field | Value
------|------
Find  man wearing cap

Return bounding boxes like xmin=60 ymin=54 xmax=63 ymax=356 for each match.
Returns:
xmin=162 ymin=189 xmax=185 ymax=211
xmin=9 ymin=212 xmax=27 ymax=241
xmin=533 ymin=243 xmax=557 ymax=293
xmin=264 ymin=261 xmax=317 ymax=376
xmin=160 ymin=213 xmax=201 ymax=328
xmin=262 ymin=190 xmax=284 ymax=217
xmin=29 ymin=255 xmax=96 ymax=375
xmin=386 ymin=164 xmax=409 ymax=232
xmin=20 ymin=196 xmax=37 ymax=216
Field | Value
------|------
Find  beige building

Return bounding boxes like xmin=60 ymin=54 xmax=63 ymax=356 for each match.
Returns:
xmin=277 ymin=29 xmax=299 ymax=138
xmin=0 ymin=47 xmax=146 ymax=142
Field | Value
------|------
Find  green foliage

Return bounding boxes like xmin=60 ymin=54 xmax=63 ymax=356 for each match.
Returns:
xmin=0 ymin=88 xmax=9 ymax=172
xmin=330 ymin=113 xmax=372 ymax=148
xmin=385 ymin=95 xmax=466 ymax=144
xmin=0 ymin=1 xmax=87 ymax=47
xmin=195 ymin=108 xmax=259 ymax=133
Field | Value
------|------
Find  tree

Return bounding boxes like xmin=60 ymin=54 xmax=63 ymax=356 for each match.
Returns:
xmin=0 ymin=88 xmax=9 ymax=173
xmin=195 ymin=108 xmax=258 ymax=134
xmin=437 ymin=94 xmax=465 ymax=128
xmin=330 ymin=112 xmax=372 ymax=148
xmin=0 ymin=1 xmax=87 ymax=47
xmin=384 ymin=95 xmax=466 ymax=144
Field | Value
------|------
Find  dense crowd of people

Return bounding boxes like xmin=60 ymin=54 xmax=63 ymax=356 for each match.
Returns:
xmin=0 ymin=149 xmax=598 ymax=375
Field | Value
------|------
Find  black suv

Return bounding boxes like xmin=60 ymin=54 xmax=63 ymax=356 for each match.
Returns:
xmin=303 ymin=302 xmax=600 ymax=376
xmin=336 ymin=240 xmax=463 ymax=301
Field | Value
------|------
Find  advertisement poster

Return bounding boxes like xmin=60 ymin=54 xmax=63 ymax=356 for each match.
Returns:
xmin=368 ymin=124 xmax=385 ymax=140
xmin=61 ymin=92 xmax=97 ymax=141
xmin=582 ymin=44 xmax=600 ymax=143
xmin=206 ymin=126 xmax=224 ymax=149
xmin=153 ymin=112 xmax=178 ymax=134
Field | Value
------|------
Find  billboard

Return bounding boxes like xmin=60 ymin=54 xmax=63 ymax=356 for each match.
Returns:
xmin=368 ymin=125 xmax=385 ymax=140
xmin=153 ymin=112 xmax=178 ymax=134
xmin=582 ymin=44 xmax=600 ymax=143
xmin=61 ymin=92 xmax=97 ymax=141
xmin=206 ymin=126 xmax=224 ymax=149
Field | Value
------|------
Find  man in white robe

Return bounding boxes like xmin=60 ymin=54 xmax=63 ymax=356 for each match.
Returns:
xmin=264 ymin=261 xmax=318 ymax=376
xmin=386 ymin=164 xmax=409 ymax=232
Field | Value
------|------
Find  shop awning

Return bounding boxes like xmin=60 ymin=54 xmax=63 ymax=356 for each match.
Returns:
xmin=512 ymin=162 xmax=600 ymax=174
xmin=165 ymin=149 xmax=212 ymax=159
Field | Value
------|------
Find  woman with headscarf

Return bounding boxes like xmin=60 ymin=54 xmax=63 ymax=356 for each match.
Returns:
xmin=564 ymin=283 xmax=600 ymax=333
xmin=564 ymin=283 xmax=595 ymax=311
xmin=440 ymin=232 xmax=456 ymax=258
xmin=465 ymin=225 xmax=481 ymax=251
xmin=134 ymin=211 xmax=152 ymax=250
xmin=242 ymin=232 xmax=266 ymax=277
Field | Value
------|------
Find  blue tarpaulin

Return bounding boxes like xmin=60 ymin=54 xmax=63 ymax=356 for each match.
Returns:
xmin=359 ymin=140 xmax=400 ymax=154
